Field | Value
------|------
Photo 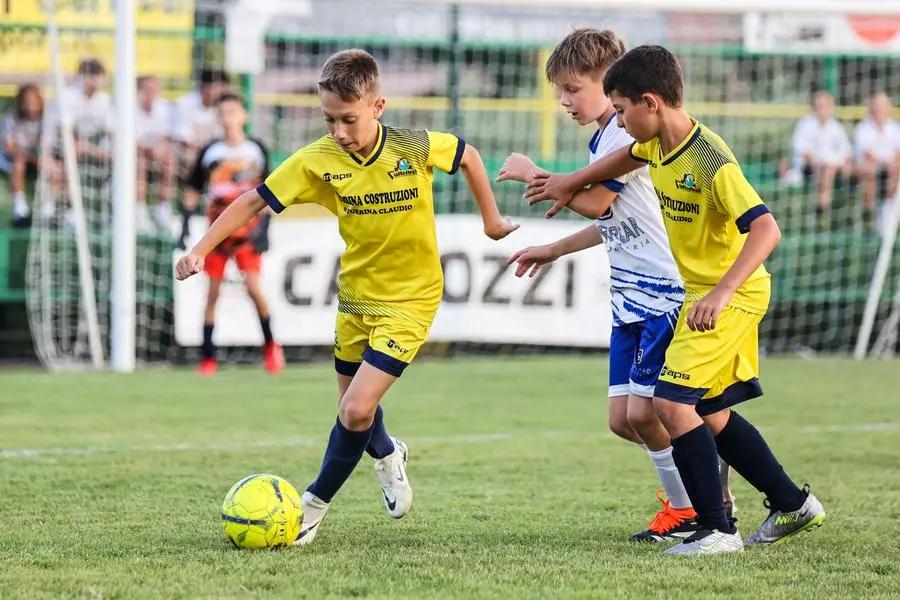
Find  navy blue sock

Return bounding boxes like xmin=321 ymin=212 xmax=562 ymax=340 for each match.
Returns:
xmin=259 ymin=316 xmax=274 ymax=344
xmin=715 ymin=411 xmax=805 ymax=512
xmin=202 ymin=323 xmax=215 ymax=359
xmin=365 ymin=405 xmax=395 ymax=459
xmin=307 ymin=417 xmax=374 ymax=503
xmin=672 ymin=424 xmax=733 ymax=533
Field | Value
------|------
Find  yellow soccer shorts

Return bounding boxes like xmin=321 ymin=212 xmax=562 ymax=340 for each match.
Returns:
xmin=655 ymin=303 xmax=764 ymax=416
xmin=333 ymin=312 xmax=431 ymax=378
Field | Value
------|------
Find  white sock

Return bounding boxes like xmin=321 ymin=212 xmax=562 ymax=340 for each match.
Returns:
xmin=12 ymin=192 xmax=29 ymax=218
xmin=647 ymin=446 xmax=692 ymax=510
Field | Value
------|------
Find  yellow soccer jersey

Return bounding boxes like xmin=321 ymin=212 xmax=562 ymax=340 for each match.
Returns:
xmin=629 ymin=118 xmax=771 ymax=313
xmin=257 ymin=122 xmax=465 ymax=324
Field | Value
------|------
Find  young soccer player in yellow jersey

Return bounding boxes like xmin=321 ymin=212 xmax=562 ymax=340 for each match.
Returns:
xmin=498 ymin=28 xmax=724 ymax=544
xmin=175 ymin=49 xmax=518 ymax=545
xmin=519 ymin=45 xmax=826 ymax=555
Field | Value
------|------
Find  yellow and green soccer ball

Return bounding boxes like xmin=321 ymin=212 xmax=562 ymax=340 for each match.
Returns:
xmin=221 ymin=474 xmax=303 ymax=549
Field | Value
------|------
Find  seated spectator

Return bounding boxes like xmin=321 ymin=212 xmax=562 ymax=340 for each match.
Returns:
xmin=1 ymin=83 xmax=43 ymax=227
xmin=789 ymin=91 xmax=852 ymax=227
xmin=44 ymin=58 xmax=115 ymax=221
xmin=136 ymin=75 xmax=175 ymax=233
xmin=172 ymin=67 xmax=230 ymax=158
xmin=853 ymin=91 xmax=900 ymax=232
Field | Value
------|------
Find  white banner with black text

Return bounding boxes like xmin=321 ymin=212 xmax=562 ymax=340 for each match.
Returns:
xmin=173 ymin=214 xmax=613 ymax=347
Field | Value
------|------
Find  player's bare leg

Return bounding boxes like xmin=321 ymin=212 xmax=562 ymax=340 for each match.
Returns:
xmin=627 ymin=395 xmax=700 ymax=542
xmin=654 ymin=399 xmax=743 ymax=555
xmin=608 ymin=395 xmax=641 ymax=444
xmin=296 ymin=363 xmax=404 ymax=546
xmin=244 ymin=270 xmax=284 ymax=374
xmin=198 ymin=277 xmax=221 ymax=375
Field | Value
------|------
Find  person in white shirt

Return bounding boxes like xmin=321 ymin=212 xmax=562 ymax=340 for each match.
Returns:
xmin=853 ymin=91 xmax=900 ymax=231
xmin=172 ymin=68 xmax=230 ymax=163
xmin=790 ymin=91 xmax=852 ymax=224
xmin=135 ymin=75 xmax=175 ymax=233
xmin=43 ymin=58 xmax=115 ymax=221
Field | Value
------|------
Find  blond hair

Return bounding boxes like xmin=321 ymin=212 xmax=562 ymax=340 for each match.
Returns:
xmin=318 ymin=49 xmax=381 ymax=102
xmin=545 ymin=28 xmax=626 ymax=84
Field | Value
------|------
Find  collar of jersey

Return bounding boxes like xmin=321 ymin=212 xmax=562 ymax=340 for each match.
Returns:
xmin=659 ymin=117 xmax=701 ymax=166
xmin=347 ymin=122 xmax=387 ymax=167
xmin=588 ymin=111 xmax=618 ymax=154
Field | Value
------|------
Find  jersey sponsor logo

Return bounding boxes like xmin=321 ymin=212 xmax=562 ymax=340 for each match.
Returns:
xmin=596 ymin=216 xmax=646 ymax=246
xmin=386 ymin=339 xmax=410 ymax=354
xmin=660 ymin=365 xmax=691 ymax=381
xmin=675 ymin=173 xmax=701 ymax=193
xmin=323 ymin=172 xmax=352 ymax=182
xmin=656 ymin=189 xmax=700 ymax=223
xmin=387 ymin=158 xmax=418 ymax=180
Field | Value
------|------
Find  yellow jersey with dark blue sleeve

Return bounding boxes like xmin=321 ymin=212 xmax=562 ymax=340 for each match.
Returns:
xmin=257 ymin=122 xmax=465 ymax=326
xmin=629 ymin=118 xmax=771 ymax=314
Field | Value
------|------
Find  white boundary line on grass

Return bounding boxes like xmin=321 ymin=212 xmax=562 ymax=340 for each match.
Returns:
xmin=0 ymin=423 xmax=897 ymax=461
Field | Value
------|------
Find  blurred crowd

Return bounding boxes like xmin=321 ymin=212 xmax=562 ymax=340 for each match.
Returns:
xmin=785 ymin=90 xmax=900 ymax=234
xmin=0 ymin=58 xmax=232 ymax=232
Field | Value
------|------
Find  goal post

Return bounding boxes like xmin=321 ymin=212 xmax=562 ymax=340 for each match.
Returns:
xmin=110 ymin=0 xmax=137 ymax=372
xmin=17 ymin=0 xmax=900 ymax=369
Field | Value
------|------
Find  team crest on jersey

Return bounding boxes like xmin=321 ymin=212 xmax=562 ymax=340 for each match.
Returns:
xmin=675 ymin=173 xmax=701 ymax=193
xmin=387 ymin=158 xmax=418 ymax=180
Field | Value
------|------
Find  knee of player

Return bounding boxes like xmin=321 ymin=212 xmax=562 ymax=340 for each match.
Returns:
xmin=626 ymin=401 xmax=658 ymax=433
xmin=338 ymin=398 xmax=377 ymax=431
xmin=608 ymin=414 xmax=634 ymax=441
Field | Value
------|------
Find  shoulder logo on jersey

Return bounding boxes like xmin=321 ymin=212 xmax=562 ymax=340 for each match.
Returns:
xmin=323 ymin=172 xmax=352 ymax=183
xmin=675 ymin=173 xmax=701 ymax=193
xmin=387 ymin=158 xmax=418 ymax=180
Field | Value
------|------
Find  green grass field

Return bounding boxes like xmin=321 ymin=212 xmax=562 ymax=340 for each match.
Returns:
xmin=1 ymin=357 xmax=898 ymax=599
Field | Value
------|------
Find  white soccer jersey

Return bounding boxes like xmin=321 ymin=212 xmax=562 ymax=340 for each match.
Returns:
xmin=590 ymin=113 xmax=684 ymax=326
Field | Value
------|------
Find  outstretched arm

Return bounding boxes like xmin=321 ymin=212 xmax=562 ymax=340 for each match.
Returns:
xmin=175 ymin=189 xmax=266 ymax=280
xmin=506 ymin=224 xmax=604 ymax=278
xmin=496 ymin=152 xmax=618 ymax=220
xmin=524 ymin=146 xmax=644 ymax=218
xmin=459 ymin=143 xmax=519 ymax=240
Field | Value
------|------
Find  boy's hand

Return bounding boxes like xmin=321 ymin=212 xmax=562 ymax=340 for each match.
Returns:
xmin=175 ymin=253 xmax=205 ymax=281
xmin=686 ymin=287 xmax=734 ymax=332
xmin=506 ymin=244 xmax=559 ymax=278
xmin=484 ymin=217 xmax=520 ymax=240
xmin=524 ymin=172 xmax=577 ymax=218
xmin=496 ymin=153 xmax=543 ymax=184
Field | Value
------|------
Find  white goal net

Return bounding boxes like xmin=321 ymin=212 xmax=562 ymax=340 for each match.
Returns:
xmin=9 ymin=0 xmax=900 ymax=368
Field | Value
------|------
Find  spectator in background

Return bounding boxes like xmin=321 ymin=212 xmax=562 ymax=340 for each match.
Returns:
xmin=1 ymin=83 xmax=43 ymax=227
xmin=135 ymin=75 xmax=175 ymax=233
xmin=61 ymin=58 xmax=115 ymax=161
xmin=789 ymin=91 xmax=852 ymax=228
xmin=853 ymin=91 xmax=900 ymax=233
xmin=172 ymin=67 xmax=230 ymax=157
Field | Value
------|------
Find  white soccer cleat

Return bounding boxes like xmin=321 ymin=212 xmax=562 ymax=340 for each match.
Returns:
xmin=373 ymin=437 xmax=413 ymax=519
xmin=293 ymin=490 xmax=330 ymax=546
xmin=665 ymin=528 xmax=744 ymax=555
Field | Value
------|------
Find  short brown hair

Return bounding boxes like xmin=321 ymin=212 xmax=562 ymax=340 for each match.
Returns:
xmin=545 ymin=28 xmax=626 ymax=85
xmin=318 ymin=49 xmax=380 ymax=102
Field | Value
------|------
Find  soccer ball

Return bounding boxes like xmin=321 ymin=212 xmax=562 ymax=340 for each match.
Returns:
xmin=220 ymin=474 xmax=303 ymax=549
